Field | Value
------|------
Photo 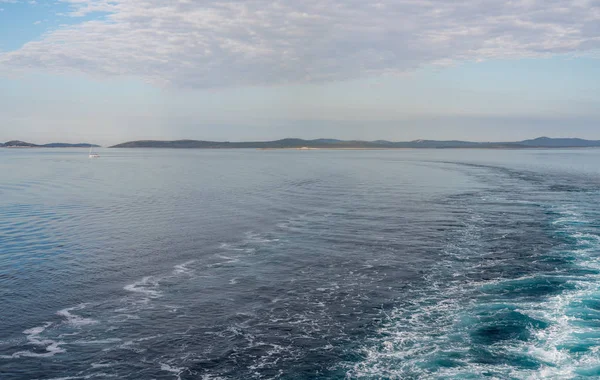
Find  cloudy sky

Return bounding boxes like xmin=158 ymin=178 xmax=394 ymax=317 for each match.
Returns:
xmin=1 ymin=0 xmax=600 ymax=144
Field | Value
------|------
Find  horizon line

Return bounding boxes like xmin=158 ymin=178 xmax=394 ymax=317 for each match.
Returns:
xmin=3 ymin=135 xmax=600 ymax=147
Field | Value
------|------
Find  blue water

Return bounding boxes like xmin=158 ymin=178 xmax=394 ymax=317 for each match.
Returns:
xmin=1 ymin=148 xmax=600 ymax=379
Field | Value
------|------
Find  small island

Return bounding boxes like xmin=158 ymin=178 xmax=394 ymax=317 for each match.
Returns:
xmin=1 ymin=140 xmax=100 ymax=148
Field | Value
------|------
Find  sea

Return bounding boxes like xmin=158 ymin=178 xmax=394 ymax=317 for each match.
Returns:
xmin=1 ymin=148 xmax=600 ymax=379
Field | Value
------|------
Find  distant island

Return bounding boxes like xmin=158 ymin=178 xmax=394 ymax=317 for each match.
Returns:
xmin=0 ymin=140 xmax=100 ymax=148
xmin=3 ymin=137 xmax=600 ymax=150
xmin=110 ymin=137 xmax=600 ymax=149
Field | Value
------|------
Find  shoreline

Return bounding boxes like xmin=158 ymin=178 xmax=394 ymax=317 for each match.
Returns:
xmin=3 ymin=146 xmax=600 ymax=150
xmin=257 ymin=146 xmax=600 ymax=151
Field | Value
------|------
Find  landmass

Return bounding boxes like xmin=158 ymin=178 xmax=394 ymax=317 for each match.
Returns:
xmin=109 ymin=137 xmax=600 ymax=149
xmin=3 ymin=137 xmax=599 ymax=150
xmin=1 ymin=141 xmax=100 ymax=148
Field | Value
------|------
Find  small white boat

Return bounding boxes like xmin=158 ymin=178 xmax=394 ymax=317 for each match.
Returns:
xmin=88 ymin=146 xmax=100 ymax=158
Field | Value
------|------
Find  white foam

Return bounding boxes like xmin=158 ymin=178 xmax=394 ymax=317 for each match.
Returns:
xmin=386 ymin=206 xmax=600 ymax=378
xmin=111 ymin=313 xmax=141 ymax=322
xmin=248 ymin=343 xmax=290 ymax=371
xmin=173 ymin=260 xmax=196 ymax=275
xmin=91 ymin=363 xmax=113 ymax=368
xmin=201 ymin=375 xmax=227 ymax=380
xmin=57 ymin=305 xmax=97 ymax=327
xmin=348 ymin=201 xmax=600 ymax=378
xmin=160 ymin=363 xmax=186 ymax=380
xmin=124 ymin=276 xmax=162 ymax=298
xmin=73 ymin=338 xmax=122 ymax=345
xmin=116 ymin=340 xmax=147 ymax=354
xmin=244 ymin=232 xmax=280 ymax=244
xmin=573 ymin=232 xmax=600 ymax=243
xmin=513 ymin=272 xmax=600 ymax=378
xmin=348 ymin=205 xmax=590 ymax=378
xmin=219 ymin=243 xmax=246 ymax=251
xmin=215 ymin=254 xmax=239 ymax=263
xmin=208 ymin=254 xmax=241 ymax=267
xmin=0 ymin=323 xmax=66 ymax=359
xmin=43 ymin=375 xmax=118 ymax=380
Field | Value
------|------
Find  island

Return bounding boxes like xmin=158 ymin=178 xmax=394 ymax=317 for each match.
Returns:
xmin=4 ymin=137 xmax=599 ymax=150
xmin=109 ymin=137 xmax=600 ymax=149
xmin=1 ymin=140 xmax=100 ymax=148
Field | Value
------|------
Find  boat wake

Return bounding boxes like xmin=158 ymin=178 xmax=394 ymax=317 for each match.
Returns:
xmin=349 ymin=194 xmax=600 ymax=378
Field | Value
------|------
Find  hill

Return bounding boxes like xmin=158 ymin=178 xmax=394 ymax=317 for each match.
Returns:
xmin=111 ymin=138 xmax=388 ymax=149
xmin=1 ymin=141 xmax=100 ymax=148
xmin=42 ymin=143 xmax=101 ymax=148
xmin=517 ymin=137 xmax=600 ymax=147
xmin=110 ymin=137 xmax=600 ymax=149
xmin=4 ymin=140 xmax=38 ymax=147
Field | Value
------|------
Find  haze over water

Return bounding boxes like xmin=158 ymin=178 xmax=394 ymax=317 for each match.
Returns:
xmin=1 ymin=148 xmax=600 ymax=379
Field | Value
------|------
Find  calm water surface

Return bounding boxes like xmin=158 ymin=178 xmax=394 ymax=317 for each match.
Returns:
xmin=1 ymin=148 xmax=600 ymax=379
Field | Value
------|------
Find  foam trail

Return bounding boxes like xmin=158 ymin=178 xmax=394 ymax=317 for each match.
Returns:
xmin=124 ymin=276 xmax=162 ymax=298
xmin=349 ymin=204 xmax=600 ymax=379
xmin=173 ymin=260 xmax=196 ymax=275
xmin=160 ymin=363 xmax=186 ymax=380
xmin=73 ymin=338 xmax=122 ymax=345
xmin=512 ymin=208 xmax=600 ymax=378
xmin=244 ymin=232 xmax=279 ymax=244
xmin=219 ymin=243 xmax=247 ymax=251
xmin=0 ymin=323 xmax=66 ymax=359
xmin=57 ymin=305 xmax=97 ymax=327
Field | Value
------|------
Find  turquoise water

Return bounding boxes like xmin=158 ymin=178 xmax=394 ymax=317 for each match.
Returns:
xmin=1 ymin=148 xmax=600 ymax=379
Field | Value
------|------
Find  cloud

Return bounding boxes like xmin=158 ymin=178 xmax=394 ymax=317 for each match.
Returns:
xmin=1 ymin=0 xmax=600 ymax=88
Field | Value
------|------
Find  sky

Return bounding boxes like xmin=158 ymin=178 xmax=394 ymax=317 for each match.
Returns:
xmin=1 ymin=0 xmax=600 ymax=145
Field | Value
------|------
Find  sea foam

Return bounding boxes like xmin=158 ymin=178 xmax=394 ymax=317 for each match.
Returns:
xmin=0 ymin=323 xmax=66 ymax=359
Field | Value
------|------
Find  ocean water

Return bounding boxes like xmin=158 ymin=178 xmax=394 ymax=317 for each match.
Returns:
xmin=1 ymin=148 xmax=600 ymax=379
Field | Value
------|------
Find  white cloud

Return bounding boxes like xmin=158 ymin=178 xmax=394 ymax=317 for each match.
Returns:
xmin=1 ymin=0 xmax=600 ymax=88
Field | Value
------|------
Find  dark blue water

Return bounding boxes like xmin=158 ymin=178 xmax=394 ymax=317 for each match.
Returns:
xmin=1 ymin=148 xmax=600 ymax=379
